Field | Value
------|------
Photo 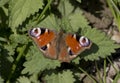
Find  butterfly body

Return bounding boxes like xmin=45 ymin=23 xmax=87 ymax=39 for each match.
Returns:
xmin=29 ymin=27 xmax=92 ymax=62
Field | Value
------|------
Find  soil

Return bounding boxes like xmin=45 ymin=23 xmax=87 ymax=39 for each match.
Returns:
xmin=81 ymin=0 xmax=113 ymax=29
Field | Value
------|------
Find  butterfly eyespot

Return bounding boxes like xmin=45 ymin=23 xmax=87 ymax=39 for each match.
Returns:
xmin=79 ymin=36 xmax=90 ymax=47
xmin=41 ymin=45 xmax=47 ymax=51
xmin=68 ymin=47 xmax=74 ymax=56
xmin=41 ymin=43 xmax=50 ymax=51
xmin=30 ymin=28 xmax=41 ymax=38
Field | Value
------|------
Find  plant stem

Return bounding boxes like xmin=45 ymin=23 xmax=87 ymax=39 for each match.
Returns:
xmin=95 ymin=61 xmax=103 ymax=83
xmin=103 ymin=59 xmax=106 ymax=83
xmin=6 ymin=45 xmax=27 ymax=83
xmin=78 ymin=67 xmax=97 ymax=83
xmin=35 ymin=0 xmax=53 ymax=25
xmin=107 ymin=57 xmax=118 ymax=74
xmin=106 ymin=0 xmax=120 ymax=31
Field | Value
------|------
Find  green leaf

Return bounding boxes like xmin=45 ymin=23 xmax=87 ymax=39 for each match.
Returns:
xmin=0 ymin=37 xmax=8 ymax=42
xmin=58 ymin=0 xmax=74 ymax=17
xmin=17 ymin=74 xmax=40 ymax=83
xmin=0 ymin=76 xmax=4 ymax=83
xmin=26 ymin=14 xmax=60 ymax=32
xmin=69 ymin=9 xmax=89 ymax=32
xmin=80 ymin=28 xmax=120 ymax=61
xmin=73 ymin=27 xmax=120 ymax=62
xmin=17 ymin=76 xmax=30 ymax=83
xmin=37 ymin=14 xmax=60 ymax=31
xmin=35 ymin=0 xmax=88 ymax=32
xmin=22 ymin=45 xmax=60 ymax=75
xmin=0 ymin=0 xmax=9 ymax=7
xmin=58 ymin=0 xmax=89 ymax=32
xmin=4 ymin=44 xmax=16 ymax=56
xmin=76 ymin=0 xmax=81 ymax=3
xmin=9 ymin=34 xmax=29 ymax=44
xmin=29 ymin=74 xmax=40 ymax=83
xmin=57 ymin=0 xmax=75 ymax=31
xmin=9 ymin=0 xmax=44 ymax=29
xmin=4 ymin=34 xmax=28 ymax=56
xmin=72 ymin=57 xmax=81 ymax=64
xmin=44 ymin=70 xmax=75 ymax=83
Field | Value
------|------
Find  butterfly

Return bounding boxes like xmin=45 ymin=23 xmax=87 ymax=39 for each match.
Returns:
xmin=28 ymin=27 xmax=92 ymax=62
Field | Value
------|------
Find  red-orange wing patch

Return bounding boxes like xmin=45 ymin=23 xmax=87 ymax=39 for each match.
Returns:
xmin=65 ymin=34 xmax=81 ymax=54
xmin=35 ymin=31 xmax=55 ymax=47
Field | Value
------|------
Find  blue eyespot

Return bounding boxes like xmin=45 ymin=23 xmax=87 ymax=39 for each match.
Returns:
xmin=29 ymin=28 xmax=41 ymax=38
xmin=79 ymin=36 xmax=90 ymax=47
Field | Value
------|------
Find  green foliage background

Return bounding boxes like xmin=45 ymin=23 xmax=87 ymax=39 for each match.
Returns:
xmin=0 ymin=0 xmax=119 ymax=83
